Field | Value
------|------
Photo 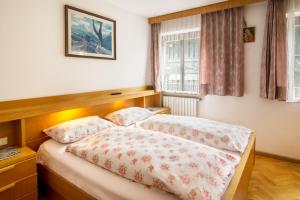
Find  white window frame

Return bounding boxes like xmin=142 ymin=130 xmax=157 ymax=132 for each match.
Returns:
xmin=160 ymin=30 xmax=200 ymax=95
xmin=287 ymin=6 xmax=300 ymax=102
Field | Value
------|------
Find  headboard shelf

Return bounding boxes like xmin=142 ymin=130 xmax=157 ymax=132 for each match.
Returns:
xmin=0 ymin=86 xmax=158 ymax=123
xmin=0 ymin=86 xmax=162 ymax=151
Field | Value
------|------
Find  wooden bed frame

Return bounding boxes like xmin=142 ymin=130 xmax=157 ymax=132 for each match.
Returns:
xmin=0 ymin=86 xmax=256 ymax=200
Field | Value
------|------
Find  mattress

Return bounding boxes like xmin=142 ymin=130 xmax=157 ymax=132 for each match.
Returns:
xmin=37 ymin=139 xmax=178 ymax=200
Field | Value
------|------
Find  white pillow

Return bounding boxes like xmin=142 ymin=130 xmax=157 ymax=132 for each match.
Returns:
xmin=43 ymin=116 xmax=115 ymax=143
xmin=105 ymin=107 xmax=153 ymax=126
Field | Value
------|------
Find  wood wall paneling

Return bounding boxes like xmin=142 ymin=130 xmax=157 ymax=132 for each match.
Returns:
xmin=0 ymin=86 xmax=156 ymax=123
xmin=144 ymin=93 xmax=161 ymax=107
xmin=0 ymin=86 xmax=159 ymax=150
xmin=25 ymin=97 xmax=146 ymax=150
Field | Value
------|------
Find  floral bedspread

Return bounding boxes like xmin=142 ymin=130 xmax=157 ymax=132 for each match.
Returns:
xmin=66 ymin=127 xmax=240 ymax=200
xmin=136 ymin=115 xmax=253 ymax=153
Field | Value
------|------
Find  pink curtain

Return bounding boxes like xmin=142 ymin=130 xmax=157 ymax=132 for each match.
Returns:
xmin=200 ymin=7 xmax=244 ymax=97
xmin=260 ymin=0 xmax=287 ymax=100
xmin=150 ymin=23 xmax=161 ymax=91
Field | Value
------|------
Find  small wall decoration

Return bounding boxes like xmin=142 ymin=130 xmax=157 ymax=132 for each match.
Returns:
xmin=65 ymin=5 xmax=116 ymax=60
xmin=243 ymin=27 xmax=255 ymax=43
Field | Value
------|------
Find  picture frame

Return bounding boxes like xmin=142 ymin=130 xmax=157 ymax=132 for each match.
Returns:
xmin=243 ymin=27 xmax=255 ymax=43
xmin=65 ymin=5 xmax=116 ymax=60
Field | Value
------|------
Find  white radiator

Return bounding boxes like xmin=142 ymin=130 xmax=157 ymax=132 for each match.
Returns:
xmin=163 ymin=95 xmax=199 ymax=117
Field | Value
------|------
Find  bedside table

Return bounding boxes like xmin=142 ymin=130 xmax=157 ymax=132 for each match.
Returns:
xmin=146 ymin=107 xmax=171 ymax=114
xmin=0 ymin=147 xmax=37 ymax=200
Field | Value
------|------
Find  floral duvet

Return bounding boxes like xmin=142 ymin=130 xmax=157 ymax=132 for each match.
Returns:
xmin=66 ymin=127 xmax=240 ymax=200
xmin=136 ymin=115 xmax=253 ymax=153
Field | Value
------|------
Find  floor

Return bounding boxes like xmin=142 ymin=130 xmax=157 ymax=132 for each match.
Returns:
xmin=247 ymin=155 xmax=300 ymax=200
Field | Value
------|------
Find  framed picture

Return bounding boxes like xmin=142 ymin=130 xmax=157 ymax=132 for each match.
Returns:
xmin=65 ymin=5 xmax=116 ymax=60
xmin=243 ymin=27 xmax=255 ymax=43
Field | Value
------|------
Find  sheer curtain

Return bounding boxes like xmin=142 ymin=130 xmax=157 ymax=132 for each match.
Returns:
xmin=160 ymin=15 xmax=201 ymax=93
xmin=151 ymin=23 xmax=162 ymax=91
xmin=287 ymin=0 xmax=300 ymax=102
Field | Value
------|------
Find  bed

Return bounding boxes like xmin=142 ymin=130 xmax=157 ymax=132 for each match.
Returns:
xmin=36 ymin=108 xmax=256 ymax=199
xmin=37 ymin=127 xmax=256 ymax=200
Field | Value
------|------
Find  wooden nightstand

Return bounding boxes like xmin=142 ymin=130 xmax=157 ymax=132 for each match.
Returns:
xmin=0 ymin=147 xmax=37 ymax=200
xmin=146 ymin=107 xmax=171 ymax=114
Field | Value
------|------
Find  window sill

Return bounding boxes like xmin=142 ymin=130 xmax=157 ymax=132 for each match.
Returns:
xmin=162 ymin=91 xmax=202 ymax=99
xmin=286 ymin=99 xmax=300 ymax=103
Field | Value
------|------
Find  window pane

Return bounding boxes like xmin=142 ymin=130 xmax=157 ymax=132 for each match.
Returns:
xmin=295 ymin=25 xmax=300 ymax=55
xmin=295 ymin=17 xmax=300 ymax=98
xmin=295 ymin=56 xmax=300 ymax=88
xmin=161 ymin=32 xmax=200 ymax=93
xmin=164 ymin=40 xmax=182 ymax=91
xmin=294 ymin=71 xmax=300 ymax=87
xmin=295 ymin=87 xmax=300 ymax=98
xmin=183 ymin=38 xmax=199 ymax=92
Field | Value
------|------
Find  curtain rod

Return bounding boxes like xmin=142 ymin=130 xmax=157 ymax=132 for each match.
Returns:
xmin=148 ymin=0 xmax=266 ymax=24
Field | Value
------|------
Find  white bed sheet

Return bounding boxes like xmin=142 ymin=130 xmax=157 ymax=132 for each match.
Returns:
xmin=37 ymin=139 xmax=178 ymax=200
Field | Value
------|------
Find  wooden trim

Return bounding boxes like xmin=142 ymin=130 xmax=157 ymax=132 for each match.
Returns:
xmin=256 ymin=151 xmax=300 ymax=164
xmin=64 ymin=5 xmax=117 ymax=60
xmin=223 ymin=132 xmax=256 ymax=200
xmin=38 ymin=165 xmax=96 ymax=200
xmin=0 ymin=182 xmax=15 ymax=193
xmin=17 ymin=119 xmax=26 ymax=147
xmin=148 ymin=0 xmax=266 ymax=24
xmin=20 ymin=119 xmax=26 ymax=147
xmin=0 ymin=147 xmax=36 ymax=169
xmin=0 ymin=86 xmax=156 ymax=123
xmin=0 ymin=165 xmax=15 ymax=174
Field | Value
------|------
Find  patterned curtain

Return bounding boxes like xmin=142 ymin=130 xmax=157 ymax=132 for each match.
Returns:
xmin=200 ymin=7 xmax=244 ymax=97
xmin=260 ymin=0 xmax=287 ymax=101
xmin=150 ymin=23 xmax=162 ymax=91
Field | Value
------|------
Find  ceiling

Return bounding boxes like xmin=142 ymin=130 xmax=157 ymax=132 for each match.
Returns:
xmin=104 ymin=0 xmax=227 ymax=17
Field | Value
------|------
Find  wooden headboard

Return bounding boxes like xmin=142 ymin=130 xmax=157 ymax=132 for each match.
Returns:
xmin=0 ymin=86 xmax=161 ymax=151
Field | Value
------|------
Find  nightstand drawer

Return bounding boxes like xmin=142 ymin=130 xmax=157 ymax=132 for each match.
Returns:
xmin=18 ymin=191 xmax=37 ymax=200
xmin=0 ymin=174 xmax=37 ymax=200
xmin=0 ymin=158 xmax=36 ymax=188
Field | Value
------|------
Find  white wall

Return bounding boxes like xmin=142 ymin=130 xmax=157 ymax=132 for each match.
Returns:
xmin=0 ymin=0 xmax=151 ymax=101
xmin=199 ymin=2 xmax=300 ymax=160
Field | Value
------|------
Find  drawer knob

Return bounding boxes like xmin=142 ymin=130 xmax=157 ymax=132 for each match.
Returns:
xmin=0 ymin=164 xmax=15 ymax=174
xmin=0 ymin=182 xmax=15 ymax=193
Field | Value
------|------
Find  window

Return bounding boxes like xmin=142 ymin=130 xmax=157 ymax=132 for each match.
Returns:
xmin=161 ymin=31 xmax=200 ymax=93
xmin=294 ymin=16 xmax=300 ymax=99
xmin=287 ymin=1 xmax=300 ymax=101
